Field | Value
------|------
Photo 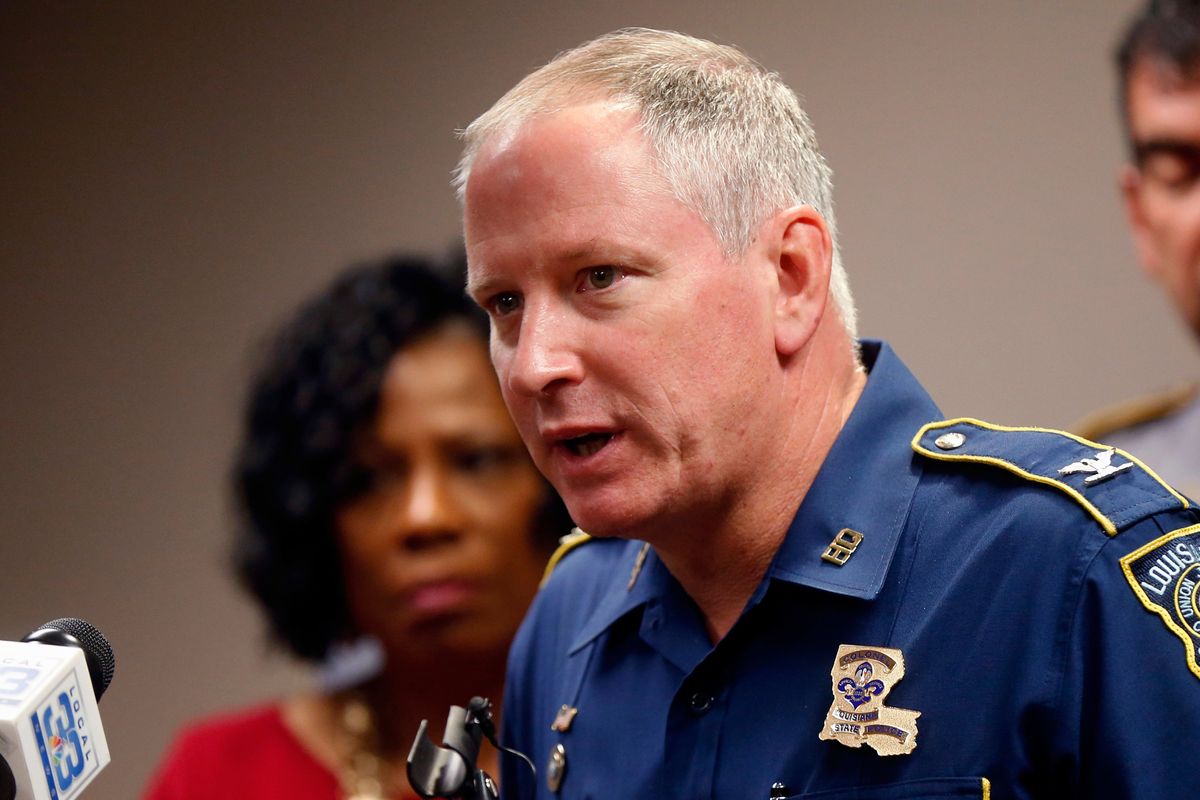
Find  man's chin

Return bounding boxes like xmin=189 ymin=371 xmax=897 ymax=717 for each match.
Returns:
xmin=565 ymin=501 xmax=653 ymax=541
xmin=557 ymin=474 xmax=686 ymax=541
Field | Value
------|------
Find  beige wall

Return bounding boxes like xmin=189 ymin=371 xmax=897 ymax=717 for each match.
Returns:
xmin=3 ymin=1 xmax=1189 ymax=797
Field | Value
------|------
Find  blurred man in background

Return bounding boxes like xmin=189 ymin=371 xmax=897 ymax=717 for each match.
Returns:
xmin=1078 ymin=0 xmax=1200 ymax=499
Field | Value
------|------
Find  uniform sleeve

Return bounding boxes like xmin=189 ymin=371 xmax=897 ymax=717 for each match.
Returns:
xmin=1058 ymin=520 xmax=1200 ymax=797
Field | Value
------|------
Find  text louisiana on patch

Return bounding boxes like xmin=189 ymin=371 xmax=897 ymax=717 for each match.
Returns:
xmin=1120 ymin=524 xmax=1200 ymax=680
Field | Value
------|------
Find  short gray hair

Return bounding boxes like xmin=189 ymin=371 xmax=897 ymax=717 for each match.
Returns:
xmin=455 ymin=28 xmax=858 ymax=340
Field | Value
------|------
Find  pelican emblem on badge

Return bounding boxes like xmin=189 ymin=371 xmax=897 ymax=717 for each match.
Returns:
xmin=838 ymin=662 xmax=885 ymax=709
xmin=1058 ymin=448 xmax=1134 ymax=486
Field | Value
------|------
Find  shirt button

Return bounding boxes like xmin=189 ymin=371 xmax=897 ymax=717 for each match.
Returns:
xmin=688 ymin=692 xmax=714 ymax=714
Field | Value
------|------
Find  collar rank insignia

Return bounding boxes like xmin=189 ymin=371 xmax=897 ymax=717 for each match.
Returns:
xmin=818 ymin=644 xmax=920 ymax=756
xmin=1057 ymin=447 xmax=1134 ymax=486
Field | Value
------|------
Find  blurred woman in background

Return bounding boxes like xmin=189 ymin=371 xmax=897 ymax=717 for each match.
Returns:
xmin=144 ymin=254 xmax=570 ymax=799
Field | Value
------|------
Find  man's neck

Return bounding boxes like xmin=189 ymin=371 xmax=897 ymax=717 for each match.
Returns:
xmin=652 ymin=333 xmax=867 ymax=643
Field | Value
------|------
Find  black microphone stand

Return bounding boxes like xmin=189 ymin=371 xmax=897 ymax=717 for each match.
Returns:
xmin=408 ymin=697 xmax=533 ymax=800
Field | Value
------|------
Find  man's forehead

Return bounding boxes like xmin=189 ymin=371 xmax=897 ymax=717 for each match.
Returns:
xmin=1128 ymin=58 xmax=1200 ymax=136
xmin=463 ymin=104 xmax=687 ymax=276
xmin=466 ymin=103 xmax=658 ymax=198
xmin=475 ymin=95 xmax=639 ymax=157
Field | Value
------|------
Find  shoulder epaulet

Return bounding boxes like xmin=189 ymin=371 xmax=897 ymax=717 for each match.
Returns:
xmin=540 ymin=528 xmax=593 ymax=587
xmin=1073 ymin=383 xmax=1198 ymax=441
xmin=912 ymin=417 xmax=1190 ymax=536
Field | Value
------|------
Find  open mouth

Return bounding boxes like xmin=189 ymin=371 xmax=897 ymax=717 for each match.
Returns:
xmin=562 ymin=432 xmax=613 ymax=457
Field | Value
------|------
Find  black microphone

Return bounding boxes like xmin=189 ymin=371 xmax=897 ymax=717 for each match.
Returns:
xmin=0 ymin=618 xmax=115 ymax=800
xmin=407 ymin=697 xmax=535 ymax=800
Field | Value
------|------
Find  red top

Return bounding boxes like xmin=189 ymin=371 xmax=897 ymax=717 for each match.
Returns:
xmin=143 ymin=704 xmax=419 ymax=800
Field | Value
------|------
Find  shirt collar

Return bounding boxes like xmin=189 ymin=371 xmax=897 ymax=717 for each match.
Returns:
xmin=568 ymin=541 xmax=670 ymax=655
xmin=569 ymin=340 xmax=942 ymax=652
xmin=768 ymin=339 xmax=941 ymax=599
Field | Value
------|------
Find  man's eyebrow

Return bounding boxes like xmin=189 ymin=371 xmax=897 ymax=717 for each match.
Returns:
xmin=464 ymin=240 xmax=640 ymax=297
xmin=559 ymin=241 xmax=604 ymax=262
xmin=465 ymin=272 xmax=499 ymax=299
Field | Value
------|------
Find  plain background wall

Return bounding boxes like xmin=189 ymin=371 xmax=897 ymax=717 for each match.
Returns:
xmin=3 ymin=1 xmax=1194 ymax=797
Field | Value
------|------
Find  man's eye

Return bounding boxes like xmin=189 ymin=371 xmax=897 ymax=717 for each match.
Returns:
xmin=491 ymin=292 xmax=522 ymax=316
xmin=1137 ymin=145 xmax=1200 ymax=192
xmin=582 ymin=267 xmax=618 ymax=291
xmin=1145 ymin=154 xmax=1199 ymax=190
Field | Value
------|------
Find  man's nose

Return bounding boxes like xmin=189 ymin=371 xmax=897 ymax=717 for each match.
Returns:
xmin=506 ymin=302 xmax=583 ymax=397
xmin=395 ymin=463 xmax=463 ymax=551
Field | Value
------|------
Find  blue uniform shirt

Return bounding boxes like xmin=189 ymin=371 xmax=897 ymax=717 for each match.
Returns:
xmin=500 ymin=341 xmax=1200 ymax=800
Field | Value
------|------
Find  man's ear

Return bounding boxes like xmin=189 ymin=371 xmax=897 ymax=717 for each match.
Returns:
xmin=771 ymin=205 xmax=833 ymax=356
xmin=1120 ymin=163 xmax=1162 ymax=280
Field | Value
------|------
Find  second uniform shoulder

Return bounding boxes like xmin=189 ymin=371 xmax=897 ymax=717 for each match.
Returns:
xmin=912 ymin=417 xmax=1192 ymax=536
xmin=1072 ymin=383 xmax=1198 ymax=442
xmin=532 ymin=531 xmax=645 ymax=622
xmin=540 ymin=528 xmax=641 ymax=585
xmin=540 ymin=528 xmax=595 ymax=587
xmin=510 ymin=533 xmax=647 ymax=677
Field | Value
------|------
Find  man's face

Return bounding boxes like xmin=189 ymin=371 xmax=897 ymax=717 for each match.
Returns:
xmin=463 ymin=103 xmax=782 ymax=538
xmin=1122 ymin=59 xmax=1200 ymax=339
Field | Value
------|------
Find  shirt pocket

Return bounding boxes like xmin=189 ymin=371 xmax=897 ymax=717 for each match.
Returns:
xmin=790 ymin=776 xmax=989 ymax=799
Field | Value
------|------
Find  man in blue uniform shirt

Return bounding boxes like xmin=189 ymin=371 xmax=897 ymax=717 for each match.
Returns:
xmin=456 ymin=28 xmax=1200 ymax=800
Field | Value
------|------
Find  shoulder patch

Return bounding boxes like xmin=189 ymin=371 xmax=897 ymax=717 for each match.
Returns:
xmin=1120 ymin=524 xmax=1200 ymax=680
xmin=1073 ymin=383 xmax=1198 ymax=442
xmin=912 ymin=418 xmax=1190 ymax=536
xmin=541 ymin=528 xmax=593 ymax=587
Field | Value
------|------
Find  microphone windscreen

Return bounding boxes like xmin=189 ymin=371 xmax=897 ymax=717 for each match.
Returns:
xmin=23 ymin=618 xmax=115 ymax=700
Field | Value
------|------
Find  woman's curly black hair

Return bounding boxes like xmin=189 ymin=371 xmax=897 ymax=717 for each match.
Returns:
xmin=233 ymin=253 xmax=571 ymax=662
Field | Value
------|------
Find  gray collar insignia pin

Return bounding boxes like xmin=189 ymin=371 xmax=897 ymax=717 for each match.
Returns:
xmin=818 ymin=644 xmax=920 ymax=756
xmin=550 ymin=705 xmax=577 ymax=733
xmin=627 ymin=542 xmax=650 ymax=591
xmin=1058 ymin=447 xmax=1133 ymax=486
xmin=546 ymin=743 xmax=567 ymax=793
xmin=546 ymin=706 xmax=576 ymax=793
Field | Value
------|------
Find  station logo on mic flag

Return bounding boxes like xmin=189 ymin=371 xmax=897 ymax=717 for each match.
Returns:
xmin=29 ymin=668 xmax=102 ymax=799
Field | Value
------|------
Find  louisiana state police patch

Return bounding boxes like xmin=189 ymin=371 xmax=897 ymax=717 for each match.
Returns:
xmin=1120 ymin=524 xmax=1200 ymax=679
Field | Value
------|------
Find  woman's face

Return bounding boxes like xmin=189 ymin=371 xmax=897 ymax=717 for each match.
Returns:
xmin=336 ymin=324 xmax=552 ymax=663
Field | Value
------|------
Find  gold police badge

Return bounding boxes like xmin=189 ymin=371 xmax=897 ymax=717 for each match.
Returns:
xmin=818 ymin=644 xmax=920 ymax=756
